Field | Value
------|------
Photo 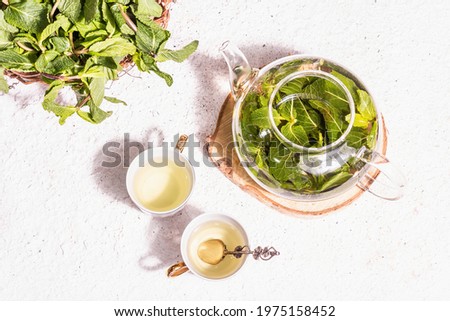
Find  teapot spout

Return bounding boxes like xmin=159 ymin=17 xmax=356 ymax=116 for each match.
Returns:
xmin=220 ymin=41 xmax=253 ymax=98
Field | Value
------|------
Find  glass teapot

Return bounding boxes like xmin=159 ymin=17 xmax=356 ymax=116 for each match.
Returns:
xmin=220 ymin=41 xmax=405 ymax=202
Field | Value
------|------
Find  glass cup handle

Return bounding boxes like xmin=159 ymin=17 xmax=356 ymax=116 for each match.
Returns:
xmin=175 ymin=134 xmax=189 ymax=153
xmin=355 ymin=147 xmax=406 ymax=200
xmin=167 ymin=262 xmax=189 ymax=278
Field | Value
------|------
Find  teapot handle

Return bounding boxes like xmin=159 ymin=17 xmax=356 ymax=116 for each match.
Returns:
xmin=220 ymin=41 xmax=255 ymax=98
xmin=356 ymin=147 xmax=406 ymax=200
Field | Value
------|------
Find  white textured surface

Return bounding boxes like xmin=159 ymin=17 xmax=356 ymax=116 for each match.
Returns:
xmin=1 ymin=0 xmax=449 ymax=300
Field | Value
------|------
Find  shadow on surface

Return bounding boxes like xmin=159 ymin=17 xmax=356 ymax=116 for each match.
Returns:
xmin=91 ymin=127 xmax=165 ymax=208
xmin=138 ymin=205 xmax=202 ymax=272
xmin=6 ymin=81 xmax=48 ymax=109
xmin=189 ymin=43 xmax=300 ymax=155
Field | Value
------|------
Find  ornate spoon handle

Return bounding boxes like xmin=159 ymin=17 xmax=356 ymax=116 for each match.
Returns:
xmin=225 ymin=245 xmax=280 ymax=261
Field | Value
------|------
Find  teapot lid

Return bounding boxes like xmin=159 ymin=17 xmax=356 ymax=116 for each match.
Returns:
xmin=268 ymin=69 xmax=356 ymax=155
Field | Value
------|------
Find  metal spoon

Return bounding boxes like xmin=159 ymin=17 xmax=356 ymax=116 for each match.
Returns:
xmin=197 ymin=239 xmax=280 ymax=265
